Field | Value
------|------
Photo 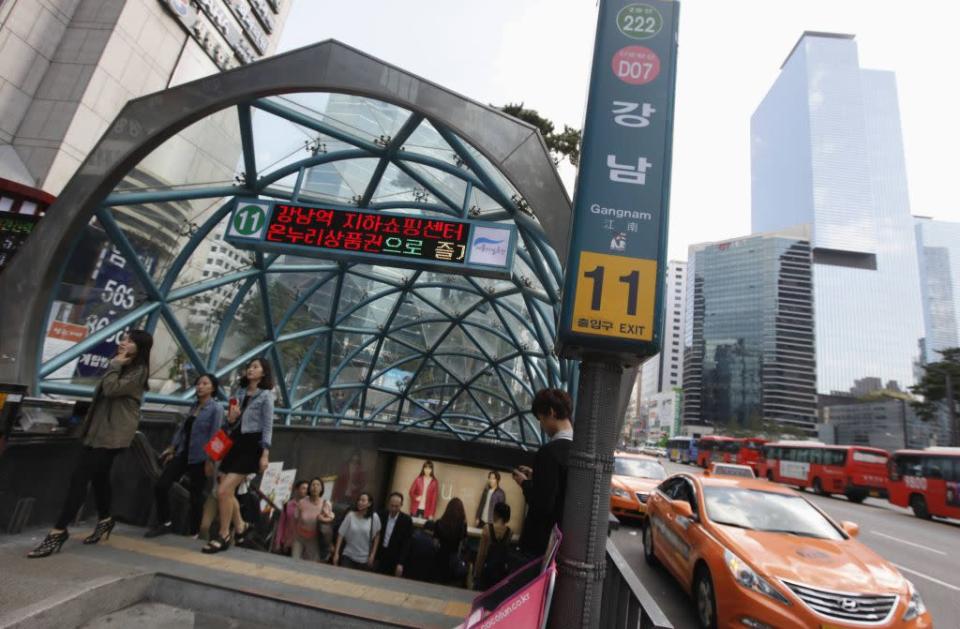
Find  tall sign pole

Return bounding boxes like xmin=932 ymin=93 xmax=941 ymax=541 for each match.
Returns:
xmin=552 ymin=1 xmax=679 ymax=627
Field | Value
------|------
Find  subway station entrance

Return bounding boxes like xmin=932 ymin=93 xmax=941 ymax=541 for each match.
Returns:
xmin=0 ymin=40 xmax=665 ymax=628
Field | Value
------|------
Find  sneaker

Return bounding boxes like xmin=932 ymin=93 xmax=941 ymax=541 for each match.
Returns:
xmin=144 ymin=522 xmax=172 ymax=538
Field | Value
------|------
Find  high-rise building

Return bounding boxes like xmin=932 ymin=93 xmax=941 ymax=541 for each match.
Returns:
xmin=915 ymin=217 xmax=960 ymax=364
xmin=751 ymin=32 xmax=925 ymax=398
xmin=682 ymin=226 xmax=816 ymax=433
xmin=636 ymin=260 xmax=685 ymax=437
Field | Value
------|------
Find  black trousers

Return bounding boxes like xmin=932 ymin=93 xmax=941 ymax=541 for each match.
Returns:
xmin=55 ymin=447 xmax=122 ymax=530
xmin=154 ymin=455 xmax=206 ymax=534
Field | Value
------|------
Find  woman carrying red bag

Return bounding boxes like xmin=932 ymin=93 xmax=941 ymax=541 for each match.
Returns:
xmin=202 ymin=357 xmax=274 ymax=554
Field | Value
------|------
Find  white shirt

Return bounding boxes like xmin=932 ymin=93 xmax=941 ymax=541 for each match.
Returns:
xmin=480 ymin=488 xmax=495 ymax=523
xmin=384 ymin=512 xmax=399 ymax=548
xmin=338 ymin=511 xmax=382 ymax=563
xmin=552 ymin=428 xmax=574 ymax=442
xmin=417 ymin=478 xmax=430 ymax=510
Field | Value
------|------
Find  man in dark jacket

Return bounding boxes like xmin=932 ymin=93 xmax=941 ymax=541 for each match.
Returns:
xmin=513 ymin=388 xmax=573 ymax=557
xmin=377 ymin=492 xmax=414 ymax=576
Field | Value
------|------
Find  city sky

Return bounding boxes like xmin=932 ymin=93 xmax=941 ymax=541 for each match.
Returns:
xmin=279 ymin=0 xmax=960 ymax=261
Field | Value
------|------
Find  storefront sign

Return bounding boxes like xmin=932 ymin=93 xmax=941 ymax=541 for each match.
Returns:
xmin=556 ymin=0 xmax=679 ymax=362
xmin=225 ymin=199 xmax=517 ymax=279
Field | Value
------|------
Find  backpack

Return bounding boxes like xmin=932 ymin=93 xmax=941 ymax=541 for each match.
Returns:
xmin=479 ymin=523 xmax=514 ymax=590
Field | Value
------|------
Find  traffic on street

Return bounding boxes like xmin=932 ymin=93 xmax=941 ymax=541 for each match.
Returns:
xmin=612 ymin=459 xmax=958 ymax=628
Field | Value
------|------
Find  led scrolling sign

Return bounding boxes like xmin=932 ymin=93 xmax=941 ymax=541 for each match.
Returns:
xmin=225 ymin=199 xmax=517 ymax=279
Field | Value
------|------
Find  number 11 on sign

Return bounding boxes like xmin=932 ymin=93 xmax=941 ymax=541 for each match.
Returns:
xmin=571 ymin=251 xmax=657 ymax=341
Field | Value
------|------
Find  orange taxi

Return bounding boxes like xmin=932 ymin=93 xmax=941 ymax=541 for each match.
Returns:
xmin=610 ymin=452 xmax=667 ymax=522
xmin=643 ymin=474 xmax=932 ymax=629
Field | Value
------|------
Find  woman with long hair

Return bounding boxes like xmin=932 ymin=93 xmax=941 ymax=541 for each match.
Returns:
xmin=146 ymin=373 xmax=223 ymax=538
xmin=202 ymin=357 xmax=274 ymax=554
xmin=333 ymin=492 xmax=381 ymax=571
xmin=408 ymin=460 xmax=438 ymax=519
xmin=28 ymin=330 xmax=153 ymax=558
xmin=434 ymin=497 xmax=468 ymax=585
xmin=292 ymin=477 xmax=334 ymax=561
xmin=475 ymin=470 xmax=506 ymax=527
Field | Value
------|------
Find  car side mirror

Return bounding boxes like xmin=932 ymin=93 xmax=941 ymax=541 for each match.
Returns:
xmin=670 ymin=499 xmax=694 ymax=520
xmin=841 ymin=521 xmax=859 ymax=538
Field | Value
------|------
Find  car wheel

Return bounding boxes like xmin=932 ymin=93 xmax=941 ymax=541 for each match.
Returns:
xmin=643 ymin=520 xmax=658 ymax=566
xmin=910 ymin=494 xmax=931 ymax=519
xmin=694 ymin=566 xmax=718 ymax=629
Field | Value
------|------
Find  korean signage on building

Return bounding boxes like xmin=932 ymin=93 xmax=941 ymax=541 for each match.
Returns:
xmin=161 ymin=0 xmax=277 ymax=70
xmin=556 ymin=0 xmax=679 ymax=363
xmin=225 ymin=199 xmax=517 ymax=279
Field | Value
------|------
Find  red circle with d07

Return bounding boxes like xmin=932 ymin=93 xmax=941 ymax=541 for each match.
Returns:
xmin=611 ymin=45 xmax=660 ymax=85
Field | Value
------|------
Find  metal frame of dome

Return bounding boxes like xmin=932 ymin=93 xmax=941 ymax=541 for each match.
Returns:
xmin=0 ymin=41 xmax=573 ymax=448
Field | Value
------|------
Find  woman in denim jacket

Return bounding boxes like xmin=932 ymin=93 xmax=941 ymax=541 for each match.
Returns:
xmin=146 ymin=373 xmax=223 ymax=538
xmin=203 ymin=357 xmax=274 ymax=554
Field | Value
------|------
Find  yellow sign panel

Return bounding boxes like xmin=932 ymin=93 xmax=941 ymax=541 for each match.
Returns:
xmin=571 ymin=251 xmax=657 ymax=341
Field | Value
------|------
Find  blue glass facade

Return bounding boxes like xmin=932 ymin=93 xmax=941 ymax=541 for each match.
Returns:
xmin=751 ymin=33 xmax=925 ymax=397
xmin=916 ymin=218 xmax=960 ymax=364
xmin=682 ymin=227 xmax=816 ymax=432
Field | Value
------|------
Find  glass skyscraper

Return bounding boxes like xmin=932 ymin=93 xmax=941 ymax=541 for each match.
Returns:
xmin=751 ymin=32 xmax=925 ymax=397
xmin=915 ymin=218 xmax=960 ymax=364
xmin=682 ymin=227 xmax=816 ymax=432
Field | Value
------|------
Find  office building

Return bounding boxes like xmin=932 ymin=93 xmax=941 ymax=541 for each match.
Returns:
xmin=751 ymin=32 xmax=925 ymax=398
xmin=915 ymin=217 xmax=960 ymax=364
xmin=682 ymin=226 xmax=816 ymax=433
xmin=636 ymin=260 xmax=686 ymax=436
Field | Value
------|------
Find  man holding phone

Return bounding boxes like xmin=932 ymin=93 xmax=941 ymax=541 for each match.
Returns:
xmin=513 ymin=388 xmax=573 ymax=557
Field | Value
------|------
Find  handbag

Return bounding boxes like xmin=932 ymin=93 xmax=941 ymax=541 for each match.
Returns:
xmin=204 ymin=428 xmax=234 ymax=461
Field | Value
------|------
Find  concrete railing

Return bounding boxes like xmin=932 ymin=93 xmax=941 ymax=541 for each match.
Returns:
xmin=600 ymin=538 xmax=673 ymax=629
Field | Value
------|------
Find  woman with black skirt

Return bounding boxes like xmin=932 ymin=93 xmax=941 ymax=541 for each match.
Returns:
xmin=28 ymin=330 xmax=153 ymax=558
xmin=202 ymin=357 xmax=274 ymax=554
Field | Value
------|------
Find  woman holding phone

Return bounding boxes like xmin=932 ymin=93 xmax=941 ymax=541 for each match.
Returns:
xmin=202 ymin=357 xmax=274 ymax=554
xmin=28 ymin=330 xmax=153 ymax=558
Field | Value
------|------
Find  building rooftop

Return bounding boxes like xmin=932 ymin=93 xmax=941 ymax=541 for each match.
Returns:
xmin=781 ymin=31 xmax=856 ymax=69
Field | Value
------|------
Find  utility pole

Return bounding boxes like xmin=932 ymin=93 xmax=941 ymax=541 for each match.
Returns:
xmin=552 ymin=0 xmax=680 ymax=626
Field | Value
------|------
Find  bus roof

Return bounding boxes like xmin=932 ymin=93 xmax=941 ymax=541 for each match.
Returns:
xmin=893 ymin=447 xmax=960 ymax=457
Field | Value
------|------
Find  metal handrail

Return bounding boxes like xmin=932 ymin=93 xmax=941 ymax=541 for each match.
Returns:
xmin=601 ymin=537 xmax=673 ymax=629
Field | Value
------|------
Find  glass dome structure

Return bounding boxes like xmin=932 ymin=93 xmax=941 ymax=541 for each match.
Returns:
xmin=16 ymin=44 xmax=573 ymax=449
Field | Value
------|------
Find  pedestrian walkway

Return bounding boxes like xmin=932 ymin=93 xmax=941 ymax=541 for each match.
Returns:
xmin=0 ymin=524 xmax=474 ymax=628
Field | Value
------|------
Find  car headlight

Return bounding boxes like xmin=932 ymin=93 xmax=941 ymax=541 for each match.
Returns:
xmin=723 ymin=549 xmax=789 ymax=605
xmin=903 ymin=580 xmax=926 ymax=621
xmin=611 ymin=487 xmax=630 ymax=499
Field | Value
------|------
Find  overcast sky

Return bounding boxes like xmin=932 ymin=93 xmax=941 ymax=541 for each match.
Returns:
xmin=279 ymin=0 xmax=960 ymax=261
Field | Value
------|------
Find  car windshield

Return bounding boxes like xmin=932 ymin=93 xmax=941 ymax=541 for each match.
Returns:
xmin=614 ymin=458 xmax=666 ymax=480
xmin=703 ymin=487 xmax=843 ymax=540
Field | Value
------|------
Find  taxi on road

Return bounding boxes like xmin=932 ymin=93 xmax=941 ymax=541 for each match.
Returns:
xmin=610 ymin=452 xmax=667 ymax=522
xmin=643 ymin=474 xmax=932 ymax=629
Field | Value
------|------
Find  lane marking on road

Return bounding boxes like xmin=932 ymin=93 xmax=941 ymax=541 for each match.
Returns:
xmin=868 ymin=531 xmax=947 ymax=555
xmin=893 ymin=563 xmax=960 ymax=592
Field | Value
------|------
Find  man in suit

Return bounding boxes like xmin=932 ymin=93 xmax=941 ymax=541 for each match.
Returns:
xmin=513 ymin=388 xmax=574 ymax=557
xmin=377 ymin=491 xmax=414 ymax=576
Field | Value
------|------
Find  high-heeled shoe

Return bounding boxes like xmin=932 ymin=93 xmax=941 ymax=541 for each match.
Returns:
xmin=83 ymin=517 xmax=115 ymax=544
xmin=201 ymin=532 xmax=232 ymax=554
xmin=27 ymin=530 xmax=69 ymax=558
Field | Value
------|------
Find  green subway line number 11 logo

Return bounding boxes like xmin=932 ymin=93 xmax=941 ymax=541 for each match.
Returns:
xmin=233 ymin=204 xmax=266 ymax=236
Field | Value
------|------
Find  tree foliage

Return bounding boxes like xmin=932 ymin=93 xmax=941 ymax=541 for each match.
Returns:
xmin=910 ymin=347 xmax=960 ymax=424
xmin=499 ymin=103 xmax=581 ymax=167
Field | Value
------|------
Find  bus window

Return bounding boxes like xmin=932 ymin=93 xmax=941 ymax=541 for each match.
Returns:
xmin=923 ymin=457 xmax=946 ymax=480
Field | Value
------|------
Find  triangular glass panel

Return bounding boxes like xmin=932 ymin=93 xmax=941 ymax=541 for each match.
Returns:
xmin=279 ymin=93 xmax=413 ymax=146
xmin=398 ymin=160 xmax=467 ymax=212
xmin=112 ymin=107 xmax=240 ymax=195
xmin=267 ymin=270 xmax=337 ymax=337
xmin=214 ymin=279 xmax=269 ymax=372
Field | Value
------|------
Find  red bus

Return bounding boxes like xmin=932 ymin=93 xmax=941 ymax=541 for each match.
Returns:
xmin=887 ymin=447 xmax=960 ymax=520
xmin=735 ymin=437 xmax=768 ymax=471
xmin=759 ymin=441 xmax=889 ymax=502
xmin=695 ymin=436 xmax=737 ymax=468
